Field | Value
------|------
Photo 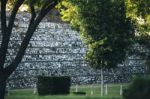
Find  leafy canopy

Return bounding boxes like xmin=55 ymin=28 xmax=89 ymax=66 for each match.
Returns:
xmin=125 ymin=0 xmax=150 ymax=51
xmin=125 ymin=0 xmax=150 ymax=72
xmin=59 ymin=0 xmax=134 ymax=69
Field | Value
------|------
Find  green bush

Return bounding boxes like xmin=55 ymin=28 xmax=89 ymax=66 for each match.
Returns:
xmin=37 ymin=76 xmax=71 ymax=95
xmin=123 ymin=76 xmax=150 ymax=99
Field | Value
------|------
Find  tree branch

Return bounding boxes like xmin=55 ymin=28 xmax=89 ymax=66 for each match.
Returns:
xmin=7 ymin=0 xmax=25 ymax=34
xmin=0 ymin=0 xmax=24 ymax=71
xmin=0 ymin=0 xmax=8 ymax=70
xmin=28 ymin=0 xmax=37 ymax=27
xmin=0 ymin=0 xmax=8 ymax=36
xmin=4 ymin=0 xmax=61 ymax=78
xmin=40 ymin=0 xmax=51 ymax=13
xmin=38 ymin=0 xmax=60 ymax=21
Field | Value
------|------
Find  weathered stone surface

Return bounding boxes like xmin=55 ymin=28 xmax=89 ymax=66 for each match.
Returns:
xmin=0 ymin=13 xmax=148 ymax=88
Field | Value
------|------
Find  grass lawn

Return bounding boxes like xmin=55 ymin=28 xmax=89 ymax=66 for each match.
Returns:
xmin=6 ymin=84 xmax=127 ymax=99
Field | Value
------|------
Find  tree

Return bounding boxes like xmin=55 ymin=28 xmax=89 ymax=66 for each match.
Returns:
xmin=125 ymin=0 xmax=150 ymax=38
xmin=59 ymin=0 xmax=134 ymax=96
xmin=0 ymin=0 xmax=61 ymax=99
xmin=125 ymin=0 xmax=150 ymax=72
xmin=60 ymin=0 xmax=134 ymax=70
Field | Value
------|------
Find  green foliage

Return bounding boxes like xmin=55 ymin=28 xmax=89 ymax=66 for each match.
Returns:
xmin=125 ymin=0 xmax=150 ymax=70
xmin=123 ymin=76 xmax=150 ymax=99
xmin=59 ymin=0 xmax=134 ymax=69
xmin=6 ymin=0 xmax=58 ymax=11
xmin=126 ymin=0 xmax=150 ymax=42
xmin=130 ymin=0 xmax=150 ymax=17
xmin=37 ymin=76 xmax=71 ymax=95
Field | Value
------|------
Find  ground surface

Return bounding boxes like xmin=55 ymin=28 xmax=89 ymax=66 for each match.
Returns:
xmin=6 ymin=84 xmax=127 ymax=99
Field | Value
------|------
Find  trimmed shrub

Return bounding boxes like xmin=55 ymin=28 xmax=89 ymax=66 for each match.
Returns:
xmin=37 ymin=76 xmax=71 ymax=95
xmin=123 ymin=76 xmax=150 ymax=99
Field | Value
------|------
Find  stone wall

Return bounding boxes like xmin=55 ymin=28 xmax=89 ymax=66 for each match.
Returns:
xmin=0 ymin=13 xmax=148 ymax=88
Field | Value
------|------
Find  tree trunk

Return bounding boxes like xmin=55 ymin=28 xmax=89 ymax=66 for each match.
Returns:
xmin=101 ymin=68 xmax=104 ymax=96
xmin=0 ymin=79 xmax=6 ymax=99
